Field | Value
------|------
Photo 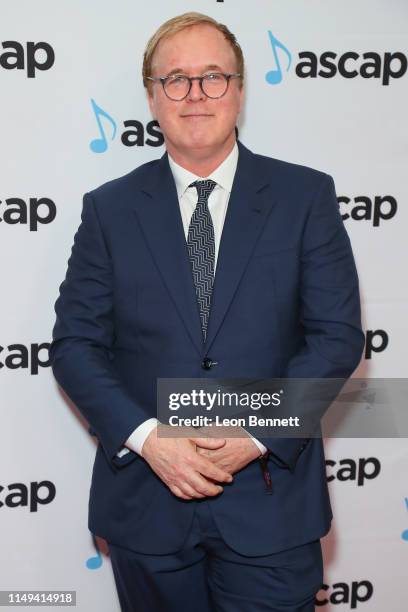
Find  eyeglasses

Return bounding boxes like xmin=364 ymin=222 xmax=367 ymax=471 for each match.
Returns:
xmin=146 ymin=72 xmax=241 ymax=101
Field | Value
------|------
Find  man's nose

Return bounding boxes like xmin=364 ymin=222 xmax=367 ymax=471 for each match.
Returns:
xmin=187 ymin=78 xmax=206 ymax=101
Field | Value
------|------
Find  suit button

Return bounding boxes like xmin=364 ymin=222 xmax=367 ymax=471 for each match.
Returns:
xmin=202 ymin=357 xmax=214 ymax=370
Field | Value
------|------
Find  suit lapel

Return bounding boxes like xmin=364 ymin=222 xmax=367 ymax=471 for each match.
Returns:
xmin=204 ymin=142 xmax=277 ymax=353
xmin=133 ymin=153 xmax=204 ymax=356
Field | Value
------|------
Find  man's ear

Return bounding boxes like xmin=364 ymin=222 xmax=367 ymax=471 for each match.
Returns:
xmin=238 ymin=84 xmax=245 ymax=114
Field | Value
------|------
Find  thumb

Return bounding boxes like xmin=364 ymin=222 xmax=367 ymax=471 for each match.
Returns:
xmin=191 ymin=437 xmax=226 ymax=449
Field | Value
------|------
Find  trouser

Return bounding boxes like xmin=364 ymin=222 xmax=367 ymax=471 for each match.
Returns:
xmin=108 ymin=500 xmax=323 ymax=612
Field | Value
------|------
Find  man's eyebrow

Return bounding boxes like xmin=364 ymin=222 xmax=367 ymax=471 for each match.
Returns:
xmin=165 ymin=64 xmax=225 ymax=76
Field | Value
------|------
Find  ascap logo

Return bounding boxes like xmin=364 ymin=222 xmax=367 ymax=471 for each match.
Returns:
xmin=365 ymin=330 xmax=388 ymax=359
xmin=0 ymin=481 xmax=56 ymax=512
xmin=339 ymin=195 xmax=397 ymax=227
xmin=0 ymin=41 xmax=55 ymax=78
xmin=0 ymin=198 xmax=56 ymax=231
xmin=326 ymin=458 xmax=381 ymax=486
xmin=89 ymin=99 xmax=163 ymax=154
xmin=0 ymin=343 xmax=50 ymax=374
xmin=265 ymin=31 xmax=406 ymax=86
xmin=316 ymin=581 xmax=374 ymax=608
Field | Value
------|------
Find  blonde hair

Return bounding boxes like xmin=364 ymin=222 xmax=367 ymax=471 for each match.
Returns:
xmin=142 ymin=12 xmax=244 ymax=92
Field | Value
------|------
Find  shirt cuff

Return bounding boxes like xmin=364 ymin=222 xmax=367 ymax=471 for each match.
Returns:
xmin=116 ymin=418 xmax=159 ymax=457
xmin=244 ymin=430 xmax=268 ymax=455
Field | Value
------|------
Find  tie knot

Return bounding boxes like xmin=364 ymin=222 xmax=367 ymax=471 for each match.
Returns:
xmin=189 ymin=179 xmax=217 ymax=201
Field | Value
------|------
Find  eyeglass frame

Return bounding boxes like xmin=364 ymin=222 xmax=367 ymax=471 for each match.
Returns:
xmin=145 ymin=72 xmax=242 ymax=101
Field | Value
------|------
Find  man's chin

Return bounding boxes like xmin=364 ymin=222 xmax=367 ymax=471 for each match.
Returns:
xmin=179 ymin=137 xmax=216 ymax=152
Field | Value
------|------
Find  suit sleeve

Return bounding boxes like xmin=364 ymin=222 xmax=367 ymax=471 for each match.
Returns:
xmin=50 ymin=192 xmax=150 ymax=469
xmin=264 ymin=174 xmax=365 ymax=471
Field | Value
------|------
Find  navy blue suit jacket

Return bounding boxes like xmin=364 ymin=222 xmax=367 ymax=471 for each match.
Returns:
xmin=50 ymin=141 xmax=365 ymax=555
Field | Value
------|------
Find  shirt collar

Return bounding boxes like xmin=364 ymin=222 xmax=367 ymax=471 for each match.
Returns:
xmin=168 ymin=141 xmax=239 ymax=198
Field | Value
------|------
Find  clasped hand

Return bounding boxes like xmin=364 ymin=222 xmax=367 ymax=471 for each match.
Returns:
xmin=141 ymin=425 xmax=261 ymax=500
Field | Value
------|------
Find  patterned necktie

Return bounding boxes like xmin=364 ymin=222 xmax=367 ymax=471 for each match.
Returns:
xmin=187 ymin=179 xmax=217 ymax=342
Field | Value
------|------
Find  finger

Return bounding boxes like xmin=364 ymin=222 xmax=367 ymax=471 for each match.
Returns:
xmin=191 ymin=437 xmax=226 ymax=449
xmin=188 ymin=473 xmax=224 ymax=497
xmin=195 ymin=446 xmax=215 ymax=457
xmin=196 ymin=457 xmax=233 ymax=483
xmin=179 ymin=481 xmax=206 ymax=499
xmin=170 ymin=484 xmax=193 ymax=500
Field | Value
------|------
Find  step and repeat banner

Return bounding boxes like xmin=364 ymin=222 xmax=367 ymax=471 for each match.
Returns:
xmin=1 ymin=1 xmax=407 ymax=610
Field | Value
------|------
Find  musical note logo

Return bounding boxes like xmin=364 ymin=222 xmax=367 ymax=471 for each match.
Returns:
xmin=402 ymin=497 xmax=408 ymax=541
xmin=86 ymin=534 xmax=103 ymax=569
xmin=265 ymin=31 xmax=292 ymax=85
xmin=89 ymin=98 xmax=117 ymax=154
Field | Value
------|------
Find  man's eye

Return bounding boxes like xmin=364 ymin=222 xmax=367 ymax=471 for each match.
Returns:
xmin=170 ymin=75 xmax=187 ymax=83
xmin=205 ymin=73 xmax=223 ymax=81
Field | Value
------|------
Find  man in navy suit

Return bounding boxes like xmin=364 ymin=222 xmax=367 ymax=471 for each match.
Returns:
xmin=50 ymin=11 xmax=365 ymax=612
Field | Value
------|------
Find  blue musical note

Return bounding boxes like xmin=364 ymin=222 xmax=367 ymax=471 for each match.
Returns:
xmin=86 ymin=534 xmax=103 ymax=569
xmin=265 ymin=31 xmax=292 ymax=85
xmin=402 ymin=497 xmax=408 ymax=541
xmin=89 ymin=98 xmax=117 ymax=153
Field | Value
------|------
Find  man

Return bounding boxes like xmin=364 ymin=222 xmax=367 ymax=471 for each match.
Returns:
xmin=50 ymin=12 xmax=365 ymax=612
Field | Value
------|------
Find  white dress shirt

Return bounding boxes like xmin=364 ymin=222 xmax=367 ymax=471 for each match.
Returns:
xmin=119 ymin=142 xmax=267 ymax=458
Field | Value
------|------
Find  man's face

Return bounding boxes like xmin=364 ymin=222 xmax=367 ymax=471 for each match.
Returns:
xmin=147 ymin=24 xmax=244 ymax=159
